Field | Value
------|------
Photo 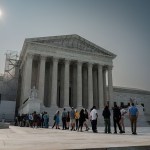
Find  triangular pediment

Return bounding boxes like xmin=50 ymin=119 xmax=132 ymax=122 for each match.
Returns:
xmin=25 ymin=34 xmax=116 ymax=58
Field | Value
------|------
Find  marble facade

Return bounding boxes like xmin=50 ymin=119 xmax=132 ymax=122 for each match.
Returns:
xmin=17 ymin=34 xmax=116 ymax=113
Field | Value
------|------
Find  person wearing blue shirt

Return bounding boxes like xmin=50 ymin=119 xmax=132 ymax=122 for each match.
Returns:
xmin=129 ymin=103 xmax=139 ymax=135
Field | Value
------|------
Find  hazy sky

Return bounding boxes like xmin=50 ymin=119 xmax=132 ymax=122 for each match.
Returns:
xmin=0 ymin=0 xmax=150 ymax=91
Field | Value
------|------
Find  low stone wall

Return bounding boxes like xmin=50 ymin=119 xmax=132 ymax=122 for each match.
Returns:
xmin=0 ymin=100 xmax=16 ymax=122
xmin=113 ymin=86 xmax=150 ymax=105
xmin=113 ymin=86 xmax=150 ymax=122
xmin=0 ymin=122 xmax=9 ymax=129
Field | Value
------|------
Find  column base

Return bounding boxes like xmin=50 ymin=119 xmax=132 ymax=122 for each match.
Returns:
xmin=50 ymin=105 xmax=58 ymax=110
xmin=63 ymin=105 xmax=71 ymax=110
xmin=77 ymin=105 xmax=83 ymax=111
xmin=0 ymin=122 xmax=10 ymax=129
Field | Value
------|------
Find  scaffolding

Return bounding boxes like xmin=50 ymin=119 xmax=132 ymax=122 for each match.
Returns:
xmin=0 ymin=50 xmax=20 ymax=101
xmin=4 ymin=50 xmax=19 ymax=81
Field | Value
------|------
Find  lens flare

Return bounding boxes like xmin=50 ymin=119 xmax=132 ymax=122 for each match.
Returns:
xmin=0 ymin=9 xmax=2 ymax=17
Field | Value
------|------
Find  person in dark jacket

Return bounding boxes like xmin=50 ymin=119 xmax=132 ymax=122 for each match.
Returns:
xmin=78 ymin=109 xmax=86 ymax=132
xmin=113 ymin=103 xmax=123 ymax=134
xmin=102 ymin=105 xmax=111 ymax=133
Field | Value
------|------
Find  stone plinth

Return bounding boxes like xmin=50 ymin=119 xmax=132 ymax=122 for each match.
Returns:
xmin=20 ymin=98 xmax=41 ymax=114
xmin=0 ymin=122 xmax=9 ymax=129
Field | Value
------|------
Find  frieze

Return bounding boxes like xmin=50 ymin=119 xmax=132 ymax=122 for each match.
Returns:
xmin=29 ymin=44 xmax=112 ymax=66
xmin=33 ymin=36 xmax=113 ymax=57
xmin=20 ymin=42 xmax=112 ymax=67
xmin=28 ymin=42 xmax=112 ymax=60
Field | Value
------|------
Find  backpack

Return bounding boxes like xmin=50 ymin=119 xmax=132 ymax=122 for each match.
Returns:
xmin=53 ymin=115 xmax=56 ymax=120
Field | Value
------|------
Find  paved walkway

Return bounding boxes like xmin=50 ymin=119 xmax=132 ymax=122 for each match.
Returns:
xmin=0 ymin=126 xmax=150 ymax=150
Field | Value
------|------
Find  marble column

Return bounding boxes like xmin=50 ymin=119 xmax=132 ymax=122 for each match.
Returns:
xmin=103 ymin=68 xmax=107 ymax=106
xmin=77 ymin=61 xmax=82 ymax=108
xmin=108 ymin=66 xmax=113 ymax=107
xmin=82 ymin=66 xmax=88 ymax=108
xmin=20 ymin=64 xmax=25 ymax=104
xmin=98 ymin=64 xmax=104 ymax=108
xmin=64 ymin=59 xmax=70 ymax=107
xmin=88 ymin=63 xmax=93 ymax=109
xmin=38 ymin=56 xmax=46 ymax=104
xmin=93 ymin=68 xmax=98 ymax=107
xmin=72 ymin=64 xmax=77 ymax=107
xmin=47 ymin=63 xmax=52 ymax=107
xmin=23 ymin=53 xmax=33 ymax=102
xmin=51 ymin=57 xmax=58 ymax=107
xmin=59 ymin=63 xmax=64 ymax=107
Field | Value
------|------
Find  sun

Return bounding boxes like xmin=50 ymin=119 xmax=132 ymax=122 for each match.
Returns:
xmin=0 ymin=9 xmax=2 ymax=17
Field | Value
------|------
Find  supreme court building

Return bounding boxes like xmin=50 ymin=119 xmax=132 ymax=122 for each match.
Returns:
xmin=17 ymin=34 xmax=116 ymax=114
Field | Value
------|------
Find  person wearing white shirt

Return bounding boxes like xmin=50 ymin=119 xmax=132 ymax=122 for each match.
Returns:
xmin=90 ymin=106 xmax=98 ymax=133
xmin=120 ymin=106 xmax=127 ymax=133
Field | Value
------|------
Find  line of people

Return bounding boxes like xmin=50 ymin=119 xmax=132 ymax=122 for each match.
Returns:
xmin=51 ymin=103 xmax=138 ymax=135
xmin=102 ymin=102 xmax=139 ymax=135
xmin=52 ymin=107 xmax=90 ymax=132
xmin=15 ymin=102 xmax=139 ymax=135
xmin=51 ymin=106 xmax=102 ymax=133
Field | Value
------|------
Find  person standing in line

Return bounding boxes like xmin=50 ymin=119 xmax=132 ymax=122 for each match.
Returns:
xmin=90 ymin=106 xmax=98 ymax=133
xmin=120 ymin=105 xmax=127 ymax=133
xmin=129 ymin=103 xmax=139 ymax=135
xmin=75 ymin=109 xmax=80 ymax=130
xmin=66 ymin=111 xmax=70 ymax=130
xmin=43 ymin=112 xmax=49 ymax=128
xmin=113 ymin=103 xmax=123 ymax=134
xmin=89 ymin=108 xmax=93 ymax=127
xmin=52 ymin=112 xmax=57 ymax=129
xmin=70 ymin=107 xmax=75 ymax=131
xmin=102 ymin=105 xmax=111 ymax=133
xmin=78 ymin=109 xmax=85 ymax=132
xmin=41 ymin=112 xmax=45 ymax=128
xmin=32 ymin=111 xmax=38 ymax=128
xmin=55 ymin=110 xmax=60 ymax=129
xmin=62 ymin=108 xmax=67 ymax=130
xmin=84 ymin=109 xmax=90 ymax=131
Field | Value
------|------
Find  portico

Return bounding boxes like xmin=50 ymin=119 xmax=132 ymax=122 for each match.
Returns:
xmin=18 ymin=34 xmax=116 ymax=112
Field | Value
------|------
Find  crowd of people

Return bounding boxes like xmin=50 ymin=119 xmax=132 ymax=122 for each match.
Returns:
xmin=14 ymin=111 xmax=49 ymax=128
xmin=15 ymin=102 xmax=139 ymax=135
xmin=51 ymin=107 xmax=90 ymax=132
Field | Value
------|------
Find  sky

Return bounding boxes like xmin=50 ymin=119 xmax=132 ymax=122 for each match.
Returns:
xmin=0 ymin=0 xmax=150 ymax=91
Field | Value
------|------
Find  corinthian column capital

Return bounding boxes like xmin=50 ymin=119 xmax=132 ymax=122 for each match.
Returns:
xmin=88 ymin=62 xmax=94 ymax=69
xmin=40 ymin=55 xmax=46 ymax=61
xmin=53 ymin=57 xmax=59 ymax=63
xmin=98 ymin=64 xmax=103 ymax=70
xmin=77 ymin=60 xmax=83 ymax=66
xmin=26 ymin=53 xmax=34 ymax=60
xmin=64 ymin=59 xmax=70 ymax=64
xmin=108 ymin=65 xmax=113 ymax=70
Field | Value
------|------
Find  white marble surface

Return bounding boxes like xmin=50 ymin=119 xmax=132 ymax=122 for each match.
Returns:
xmin=0 ymin=126 xmax=149 ymax=150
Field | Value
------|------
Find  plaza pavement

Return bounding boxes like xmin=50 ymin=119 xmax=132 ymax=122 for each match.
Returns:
xmin=0 ymin=126 xmax=150 ymax=150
